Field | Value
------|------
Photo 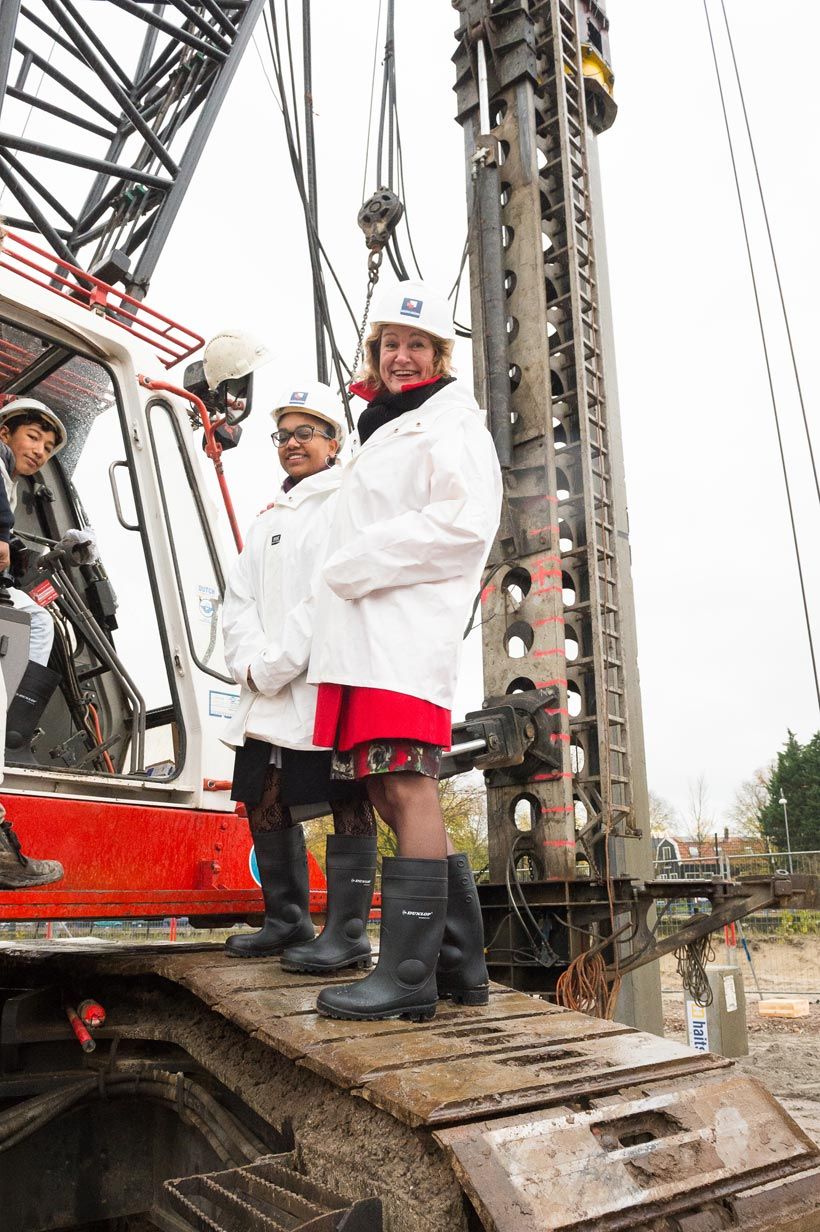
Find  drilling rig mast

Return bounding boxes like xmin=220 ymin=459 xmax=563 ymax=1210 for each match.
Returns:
xmin=454 ymin=0 xmax=660 ymax=1029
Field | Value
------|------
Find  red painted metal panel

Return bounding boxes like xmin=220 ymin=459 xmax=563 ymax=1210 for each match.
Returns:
xmin=0 ymin=793 xmax=327 ymax=921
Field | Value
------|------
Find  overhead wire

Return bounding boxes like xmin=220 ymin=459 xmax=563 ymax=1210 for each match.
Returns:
xmin=262 ymin=0 xmax=353 ymax=425
xmin=703 ymin=0 xmax=820 ymax=714
xmin=717 ymin=0 xmax=820 ymax=509
xmin=359 ymin=0 xmax=472 ymax=338
xmin=361 ymin=0 xmax=384 ymax=202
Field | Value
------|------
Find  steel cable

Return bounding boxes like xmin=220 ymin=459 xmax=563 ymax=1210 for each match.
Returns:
xmin=717 ymin=0 xmax=820 ymax=510
xmin=703 ymin=0 xmax=820 ymax=713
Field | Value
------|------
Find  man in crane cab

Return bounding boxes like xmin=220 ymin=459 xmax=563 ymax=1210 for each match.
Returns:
xmin=0 ymin=397 xmax=67 ymax=889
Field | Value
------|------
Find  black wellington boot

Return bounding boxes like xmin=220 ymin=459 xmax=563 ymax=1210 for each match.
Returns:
xmin=316 ymin=857 xmax=448 ymax=1022
xmin=5 ymin=662 xmax=61 ymax=750
xmin=281 ymin=834 xmax=377 ymax=973
xmin=436 ymin=853 xmax=489 ymax=1005
xmin=225 ymin=826 xmax=315 ymax=958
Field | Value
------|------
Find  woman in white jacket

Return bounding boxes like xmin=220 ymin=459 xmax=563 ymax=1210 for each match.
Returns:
xmin=307 ymin=281 xmax=503 ymax=1022
xmin=222 ymin=382 xmax=376 ymax=967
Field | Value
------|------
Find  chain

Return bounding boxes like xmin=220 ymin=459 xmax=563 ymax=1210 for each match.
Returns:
xmin=351 ymin=249 xmax=383 ymax=378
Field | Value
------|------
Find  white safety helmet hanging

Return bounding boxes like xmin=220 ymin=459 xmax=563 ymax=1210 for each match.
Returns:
xmin=0 ymin=397 xmax=68 ymax=455
xmin=273 ymin=381 xmax=347 ymax=446
xmin=203 ymin=330 xmax=272 ymax=390
xmin=370 ymin=279 xmax=455 ymax=343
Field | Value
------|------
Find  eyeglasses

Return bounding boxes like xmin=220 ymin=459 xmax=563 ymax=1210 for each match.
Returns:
xmin=271 ymin=425 xmax=334 ymax=447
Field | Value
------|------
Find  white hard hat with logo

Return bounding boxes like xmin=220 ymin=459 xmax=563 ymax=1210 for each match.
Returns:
xmin=273 ymin=381 xmax=347 ymax=445
xmin=0 ymin=397 xmax=68 ymax=455
xmin=370 ymin=279 xmax=455 ymax=343
xmin=203 ymin=330 xmax=271 ymax=390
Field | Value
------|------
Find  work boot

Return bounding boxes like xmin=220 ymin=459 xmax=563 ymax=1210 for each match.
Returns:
xmin=225 ymin=826 xmax=315 ymax=958
xmin=5 ymin=661 xmax=61 ymax=750
xmin=0 ymin=820 xmax=63 ymax=889
xmin=316 ymin=857 xmax=447 ymax=1022
xmin=436 ymin=853 xmax=489 ymax=1005
xmin=281 ymin=834 xmax=377 ymax=974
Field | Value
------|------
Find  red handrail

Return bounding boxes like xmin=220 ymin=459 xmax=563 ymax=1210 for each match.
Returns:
xmin=139 ymin=375 xmax=243 ymax=552
xmin=0 ymin=228 xmax=203 ymax=369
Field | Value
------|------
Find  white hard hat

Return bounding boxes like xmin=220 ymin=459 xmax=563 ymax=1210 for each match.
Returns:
xmin=203 ymin=330 xmax=271 ymax=390
xmin=0 ymin=397 xmax=67 ymax=454
xmin=370 ymin=279 xmax=455 ymax=343
xmin=273 ymin=382 xmax=347 ymax=445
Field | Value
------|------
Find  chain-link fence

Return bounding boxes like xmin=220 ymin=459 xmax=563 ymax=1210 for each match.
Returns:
xmin=652 ymin=850 xmax=820 ymax=996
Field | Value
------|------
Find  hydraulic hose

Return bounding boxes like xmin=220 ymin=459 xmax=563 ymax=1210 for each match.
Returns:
xmin=0 ymin=1067 xmax=266 ymax=1164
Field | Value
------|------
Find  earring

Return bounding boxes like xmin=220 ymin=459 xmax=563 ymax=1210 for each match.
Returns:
xmin=325 ymin=455 xmax=335 ymax=467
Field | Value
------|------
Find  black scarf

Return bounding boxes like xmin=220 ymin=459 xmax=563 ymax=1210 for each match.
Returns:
xmin=357 ymin=377 xmax=454 ymax=445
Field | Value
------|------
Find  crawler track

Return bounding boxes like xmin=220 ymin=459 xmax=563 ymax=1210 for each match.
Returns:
xmin=2 ymin=943 xmax=819 ymax=1231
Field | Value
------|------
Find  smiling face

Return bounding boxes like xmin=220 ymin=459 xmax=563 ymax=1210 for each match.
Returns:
xmin=275 ymin=410 xmax=338 ymax=480
xmin=378 ymin=324 xmax=437 ymax=395
xmin=0 ymin=418 xmax=59 ymax=477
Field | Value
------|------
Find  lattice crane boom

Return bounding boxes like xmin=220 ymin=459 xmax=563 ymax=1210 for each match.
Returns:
xmin=0 ymin=0 xmax=265 ymax=299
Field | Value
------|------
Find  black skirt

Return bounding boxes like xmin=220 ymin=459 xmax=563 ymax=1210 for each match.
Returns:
xmin=231 ymin=738 xmax=362 ymax=808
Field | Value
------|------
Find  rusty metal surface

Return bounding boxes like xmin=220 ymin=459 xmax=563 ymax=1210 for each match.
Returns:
xmin=351 ymin=1029 xmax=728 ymax=1128
xmin=299 ymin=1006 xmax=628 ymax=1090
xmin=165 ymin=1153 xmax=383 ymax=1232
xmin=434 ymin=1076 xmax=820 ymax=1231
xmin=255 ymin=989 xmax=529 ymax=1062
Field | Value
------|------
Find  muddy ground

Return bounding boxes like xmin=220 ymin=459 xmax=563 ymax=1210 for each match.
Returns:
xmin=663 ymin=991 xmax=820 ymax=1141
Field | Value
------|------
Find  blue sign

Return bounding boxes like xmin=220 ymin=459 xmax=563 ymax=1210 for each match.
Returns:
xmin=249 ymin=845 xmax=261 ymax=887
xmin=400 ymin=297 xmax=422 ymax=318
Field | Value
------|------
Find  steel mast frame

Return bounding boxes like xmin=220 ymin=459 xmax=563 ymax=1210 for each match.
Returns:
xmin=0 ymin=0 xmax=265 ymax=299
xmin=453 ymin=1 xmax=650 ymax=904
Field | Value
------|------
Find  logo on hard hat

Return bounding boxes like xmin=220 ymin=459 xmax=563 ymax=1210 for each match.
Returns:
xmin=400 ymin=298 xmax=422 ymax=318
xmin=290 ymin=390 xmax=309 ymax=403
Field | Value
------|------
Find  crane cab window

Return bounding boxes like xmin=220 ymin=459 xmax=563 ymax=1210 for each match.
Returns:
xmin=147 ymin=401 xmax=230 ymax=684
xmin=0 ymin=318 xmax=180 ymax=780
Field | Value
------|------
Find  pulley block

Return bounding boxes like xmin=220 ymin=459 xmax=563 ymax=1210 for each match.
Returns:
xmin=357 ymin=188 xmax=404 ymax=253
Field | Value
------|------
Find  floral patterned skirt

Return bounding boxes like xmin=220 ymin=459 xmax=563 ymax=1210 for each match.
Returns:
xmin=331 ymin=738 xmax=443 ymax=782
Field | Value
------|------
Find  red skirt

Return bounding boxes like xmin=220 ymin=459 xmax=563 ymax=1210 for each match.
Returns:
xmin=314 ymin=684 xmax=451 ymax=752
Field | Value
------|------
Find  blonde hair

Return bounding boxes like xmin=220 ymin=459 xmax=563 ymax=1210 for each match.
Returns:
xmin=358 ymin=323 xmax=454 ymax=393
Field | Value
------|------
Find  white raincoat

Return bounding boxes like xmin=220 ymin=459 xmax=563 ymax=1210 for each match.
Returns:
xmin=222 ymin=466 xmax=341 ymax=750
xmin=309 ymin=381 xmax=502 ymax=709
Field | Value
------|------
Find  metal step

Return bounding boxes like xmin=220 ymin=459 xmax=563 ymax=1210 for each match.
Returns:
xmin=165 ymin=1154 xmax=382 ymax=1232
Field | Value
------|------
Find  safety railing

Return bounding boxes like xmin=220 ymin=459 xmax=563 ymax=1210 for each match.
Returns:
xmin=653 ymin=851 xmax=820 ymax=880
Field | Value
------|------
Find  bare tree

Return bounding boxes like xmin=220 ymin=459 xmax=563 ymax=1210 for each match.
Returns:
xmin=727 ymin=765 xmax=772 ymax=840
xmin=686 ymin=775 xmax=713 ymax=847
xmin=648 ymin=790 xmax=678 ymax=836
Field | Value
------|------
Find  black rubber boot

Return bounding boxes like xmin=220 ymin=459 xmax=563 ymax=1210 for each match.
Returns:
xmin=436 ymin=853 xmax=489 ymax=1005
xmin=0 ymin=820 xmax=63 ymax=888
xmin=225 ymin=826 xmax=315 ymax=958
xmin=5 ymin=661 xmax=61 ymax=750
xmin=281 ymin=834 xmax=377 ymax=973
xmin=316 ymin=857 xmax=447 ymax=1022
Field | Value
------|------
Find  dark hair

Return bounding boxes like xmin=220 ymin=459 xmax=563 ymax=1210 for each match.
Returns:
xmin=3 ymin=411 xmax=61 ymax=444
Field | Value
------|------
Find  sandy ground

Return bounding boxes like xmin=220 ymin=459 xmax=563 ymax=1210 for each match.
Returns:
xmin=663 ymin=991 xmax=820 ymax=1142
xmin=659 ymin=934 xmax=820 ymax=996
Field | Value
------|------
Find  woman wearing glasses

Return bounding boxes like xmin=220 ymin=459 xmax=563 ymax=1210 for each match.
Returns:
xmin=222 ymin=382 xmax=377 ymax=969
xmin=306 ymin=281 xmax=503 ymax=1021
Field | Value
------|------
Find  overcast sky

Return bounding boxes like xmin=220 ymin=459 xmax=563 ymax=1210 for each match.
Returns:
xmin=4 ymin=1 xmax=819 ymax=831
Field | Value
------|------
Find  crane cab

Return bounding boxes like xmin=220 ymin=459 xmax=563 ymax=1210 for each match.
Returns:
xmin=0 ymin=229 xmax=271 ymax=923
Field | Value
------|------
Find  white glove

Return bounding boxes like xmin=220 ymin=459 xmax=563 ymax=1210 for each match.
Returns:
xmin=60 ymin=527 xmax=99 ymax=565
